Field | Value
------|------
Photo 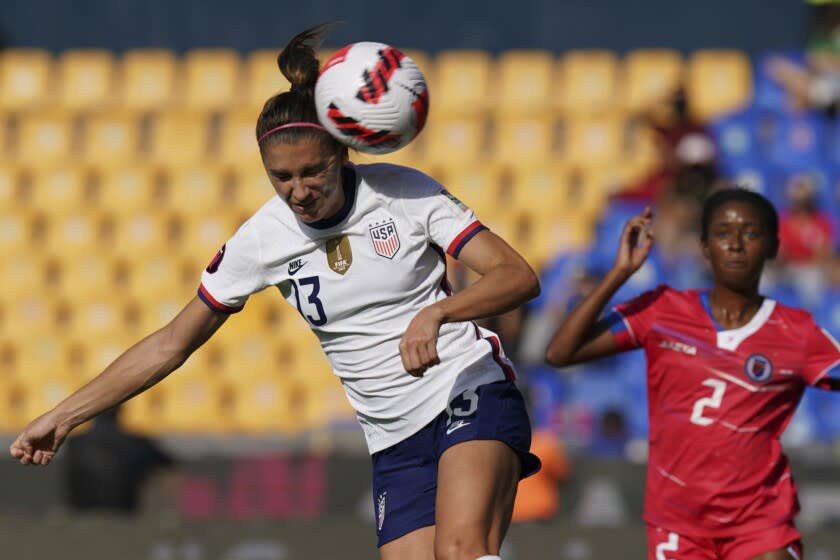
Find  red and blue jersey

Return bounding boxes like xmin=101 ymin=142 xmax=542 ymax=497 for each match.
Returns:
xmin=605 ymin=285 xmax=840 ymax=538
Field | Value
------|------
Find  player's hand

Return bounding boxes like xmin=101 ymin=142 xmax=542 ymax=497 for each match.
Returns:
xmin=399 ymin=306 xmax=444 ymax=377
xmin=613 ymin=207 xmax=654 ymax=278
xmin=9 ymin=412 xmax=70 ymax=466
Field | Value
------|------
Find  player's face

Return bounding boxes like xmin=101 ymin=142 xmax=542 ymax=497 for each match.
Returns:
xmin=262 ymin=137 xmax=347 ymax=223
xmin=702 ymin=201 xmax=774 ymax=290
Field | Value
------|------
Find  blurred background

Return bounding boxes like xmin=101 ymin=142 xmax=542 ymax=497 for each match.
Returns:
xmin=1 ymin=0 xmax=840 ymax=558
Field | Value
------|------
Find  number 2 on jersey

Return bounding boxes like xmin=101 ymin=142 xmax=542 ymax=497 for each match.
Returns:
xmin=290 ymin=276 xmax=328 ymax=326
xmin=690 ymin=378 xmax=727 ymax=426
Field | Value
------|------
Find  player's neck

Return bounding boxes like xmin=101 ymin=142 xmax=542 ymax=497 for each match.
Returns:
xmin=707 ymin=285 xmax=763 ymax=330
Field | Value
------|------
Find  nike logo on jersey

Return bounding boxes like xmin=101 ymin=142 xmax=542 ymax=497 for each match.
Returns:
xmin=446 ymin=420 xmax=471 ymax=435
xmin=288 ymin=259 xmax=307 ymax=276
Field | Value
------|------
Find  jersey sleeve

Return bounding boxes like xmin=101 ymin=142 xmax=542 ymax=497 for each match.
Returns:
xmin=602 ymin=285 xmax=668 ymax=351
xmin=198 ymin=220 xmax=267 ymax=314
xmin=803 ymin=319 xmax=840 ymax=388
xmin=399 ymin=169 xmax=486 ymax=258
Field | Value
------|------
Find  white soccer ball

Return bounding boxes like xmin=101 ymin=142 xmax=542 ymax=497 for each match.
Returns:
xmin=315 ymin=42 xmax=429 ymax=155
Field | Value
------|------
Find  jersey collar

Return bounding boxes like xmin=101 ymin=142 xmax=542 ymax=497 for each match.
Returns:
xmin=699 ymin=290 xmax=776 ymax=351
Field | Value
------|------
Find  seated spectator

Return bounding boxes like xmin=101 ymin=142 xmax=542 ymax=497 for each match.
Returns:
xmin=588 ymin=408 xmax=629 ymax=459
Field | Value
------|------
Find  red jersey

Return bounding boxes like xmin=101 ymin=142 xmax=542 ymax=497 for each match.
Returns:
xmin=605 ymin=286 xmax=840 ymax=538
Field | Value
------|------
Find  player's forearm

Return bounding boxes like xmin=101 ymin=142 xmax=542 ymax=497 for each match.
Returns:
xmin=545 ymin=268 xmax=628 ymax=366
xmin=50 ymin=329 xmax=189 ymax=430
xmin=434 ymin=263 xmax=540 ymax=324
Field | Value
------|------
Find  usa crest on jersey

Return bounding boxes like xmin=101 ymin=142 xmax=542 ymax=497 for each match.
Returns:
xmin=369 ymin=219 xmax=401 ymax=259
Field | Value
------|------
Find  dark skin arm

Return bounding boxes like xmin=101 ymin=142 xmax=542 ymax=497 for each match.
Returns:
xmin=545 ymin=208 xmax=654 ymax=367
xmin=10 ymin=296 xmax=227 ymax=465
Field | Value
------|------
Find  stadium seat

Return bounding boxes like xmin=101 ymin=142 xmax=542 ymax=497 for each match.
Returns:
xmin=119 ymin=49 xmax=178 ymax=112
xmin=816 ymin=289 xmax=840 ymax=340
xmin=709 ymin=109 xmax=763 ymax=172
xmin=686 ymin=49 xmax=753 ymax=121
xmin=623 ymin=49 xmax=684 ymax=112
xmin=124 ymin=254 xmax=191 ymax=301
xmin=121 ymin=384 xmax=168 ymax=435
xmin=244 ymin=49 xmax=292 ymax=109
xmin=81 ymin=111 xmax=141 ymax=167
xmin=0 ymin=378 xmax=28 ymax=432
xmin=0 ymin=166 xmax=21 ymax=209
xmin=0 ymin=49 xmax=53 ymax=111
xmin=491 ymin=116 xmax=556 ymax=169
xmin=147 ymin=111 xmax=211 ymax=167
xmin=58 ymin=49 xmax=115 ymax=111
xmin=21 ymin=373 xmax=81 ymax=422
xmin=766 ymin=111 xmax=827 ymax=170
xmin=228 ymin=374 xmax=302 ymax=435
xmin=1 ymin=252 xmax=47 ymax=300
xmin=158 ymin=373 xmax=229 ymax=434
xmin=231 ymin=166 xmax=278 ymax=213
xmin=434 ymin=50 xmax=492 ymax=116
xmin=43 ymin=211 xmax=104 ymax=258
xmin=16 ymin=334 xmax=76 ymax=380
xmin=508 ymin=165 xmax=567 ymax=215
xmin=556 ymin=50 xmax=619 ymax=116
xmin=495 ymin=50 xmax=555 ymax=117
xmin=0 ymin=212 xmax=32 ymax=253
xmin=721 ymin=161 xmax=774 ymax=199
xmin=2 ymin=293 xmax=58 ymax=344
xmin=183 ymin=48 xmax=242 ymax=111
xmin=165 ymin=165 xmax=230 ymax=216
xmin=28 ymin=167 xmax=89 ymax=215
xmin=109 ymin=212 xmax=172 ymax=259
xmin=424 ymin=115 xmax=486 ymax=168
xmin=753 ymin=50 xmax=806 ymax=114
xmin=15 ymin=112 xmax=74 ymax=166
xmin=54 ymin=253 xmax=119 ymax=304
xmin=174 ymin=213 xmax=240 ymax=261
xmin=440 ymin=165 xmax=505 ymax=222
xmin=68 ymin=296 xmax=128 ymax=341
xmin=561 ymin=114 xmax=623 ymax=168
xmin=217 ymin=108 xmax=263 ymax=169
xmin=94 ymin=166 xmax=158 ymax=215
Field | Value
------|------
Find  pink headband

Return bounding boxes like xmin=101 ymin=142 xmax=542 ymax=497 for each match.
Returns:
xmin=258 ymin=122 xmax=327 ymax=143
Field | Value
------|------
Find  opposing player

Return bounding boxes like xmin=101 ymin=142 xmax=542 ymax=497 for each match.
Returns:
xmin=545 ymin=188 xmax=840 ymax=560
xmin=10 ymin=25 xmax=541 ymax=560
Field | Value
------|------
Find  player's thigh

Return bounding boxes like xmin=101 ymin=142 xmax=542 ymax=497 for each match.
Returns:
xmin=379 ymin=526 xmax=435 ymax=560
xmin=434 ymin=439 xmax=521 ymax=558
xmin=647 ymin=525 xmax=716 ymax=560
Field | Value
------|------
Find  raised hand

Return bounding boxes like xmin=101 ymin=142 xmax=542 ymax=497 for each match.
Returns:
xmin=613 ymin=207 xmax=655 ymax=278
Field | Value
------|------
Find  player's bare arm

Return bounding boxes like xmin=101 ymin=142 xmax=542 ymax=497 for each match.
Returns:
xmin=9 ymin=297 xmax=227 ymax=466
xmin=399 ymin=230 xmax=540 ymax=376
xmin=545 ymin=208 xmax=654 ymax=366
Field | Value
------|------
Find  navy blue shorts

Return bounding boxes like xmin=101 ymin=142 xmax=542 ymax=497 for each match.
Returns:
xmin=370 ymin=380 xmax=541 ymax=547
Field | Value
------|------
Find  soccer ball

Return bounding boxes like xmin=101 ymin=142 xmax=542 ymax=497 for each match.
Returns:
xmin=315 ymin=42 xmax=429 ymax=155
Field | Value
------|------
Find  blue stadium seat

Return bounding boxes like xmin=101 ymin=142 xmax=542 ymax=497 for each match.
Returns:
xmin=521 ymin=365 xmax=569 ymax=431
xmin=763 ymin=282 xmax=804 ymax=310
xmin=753 ymin=50 xmax=807 ymax=114
xmin=591 ymin=200 xmax=648 ymax=273
xmin=808 ymin=388 xmax=840 ymax=442
xmin=529 ymin=250 xmax=598 ymax=313
xmin=815 ymin=290 xmax=840 ymax=340
xmin=709 ymin=109 xmax=763 ymax=170
xmin=721 ymin=159 xmax=775 ymax=199
xmin=767 ymin=165 xmax=837 ymax=216
xmin=766 ymin=111 xmax=829 ymax=170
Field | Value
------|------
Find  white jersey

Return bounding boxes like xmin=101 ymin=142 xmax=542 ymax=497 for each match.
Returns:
xmin=199 ymin=163 xmax=515 ymax=453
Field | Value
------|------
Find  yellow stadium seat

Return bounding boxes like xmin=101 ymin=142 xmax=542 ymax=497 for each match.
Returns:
xmin=135 ymin=294 xmax=186 ymax=334
xmin=79 ymin=335 xmax=133 ymax=381
xmin=82 ymin=111 xmax=140 ymax=167
xmin=58 ymin=49 xmax=115 ymax=111
xmin=508 ymin=166 xmax=568 ymax=215
xmin=1 ymin=252 xmax=47 ymax=300
xmin=16 ymin=334 xmax=76 ymax=381
xmin=94 ymin=166 xmax=157 ymax=215
xmin=173 ymin=213 xmax=238 ymax=259
xmin=165 ymin=165 xmax=230 ymax=215
xmin=492 ymin=116 xmax=555 ymax=169
xmin=68 ymin=296 xmax=128 ymax=340
xmin=561 ymin=115 xmax=624 ymax=168
xmin=2 ymin=293 xmax=57 ymax=344
xmin=52 ymin=252 xmax=117 ymax=300
xmin=158 ymin=373 xmax=228 ymax=434
xmin=0 ymin=49 xmax=53 ymax=110
xmin=687 ymin=49 xmax=753 ymax=120
xmin=120 ymin=49 xmax=178 ymax=112
xmin=28 ymin=167 xmax=90 ymax=214
xmin=425 ymin=116 xmax=486 ymax=169
xmin=228 ymin=374 xmax=301 ymax=435
xmin=496 ymin=50 xmax=555 ymax=117
xmin=110 ymin=212 xmax=172 ymax=259
xmin=22 ymin=373 xmax=81 ymax=421
xmin=121 ymin=383 xmax=168 ymax=435
xmin=440 ymin=165 xmax=505 ymax=222
xmin=556 ymin=50 xmax=619 ymax=115
xmin=0 ymin=378 xmax=28 ymax=432
xmin=124 ymin=254 xmax=190 ymax=301
xmin=244 ymin=49 xmax=291 ymax=109
xmin=147 ymin=111 xmax=210 ymax=167
xmin=0 ymin=212 xmax=31 ymax=253
xmin=217 ymin=108 xmax=262 ymax=169
xmin=232 ymin=166 xmax=276 ymax=213
xmin=0 ymin=166 xmax=22 ymax=209
xmin=623 ymin=49 xmax=684 ymax=112
xmin=15 ymin=112 xmax=74 ymax=166
xmin=434 ymin=50 xmax=492 ymax=116
xmin=43 ymin=211 xmax=103 ymax=258
xmin=183 ymin=49 xmax=242 ymax=111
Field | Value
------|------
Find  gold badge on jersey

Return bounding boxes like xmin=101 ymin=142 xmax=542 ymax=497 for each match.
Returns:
xmin=326 ymin=235 xmax=353 ymax=275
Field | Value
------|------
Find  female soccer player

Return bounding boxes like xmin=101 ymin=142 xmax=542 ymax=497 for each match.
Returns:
xmin=545 ymin=189 xmax=840 ymax=560
xmin=10 ymin=25 xmax=540 ymax=560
